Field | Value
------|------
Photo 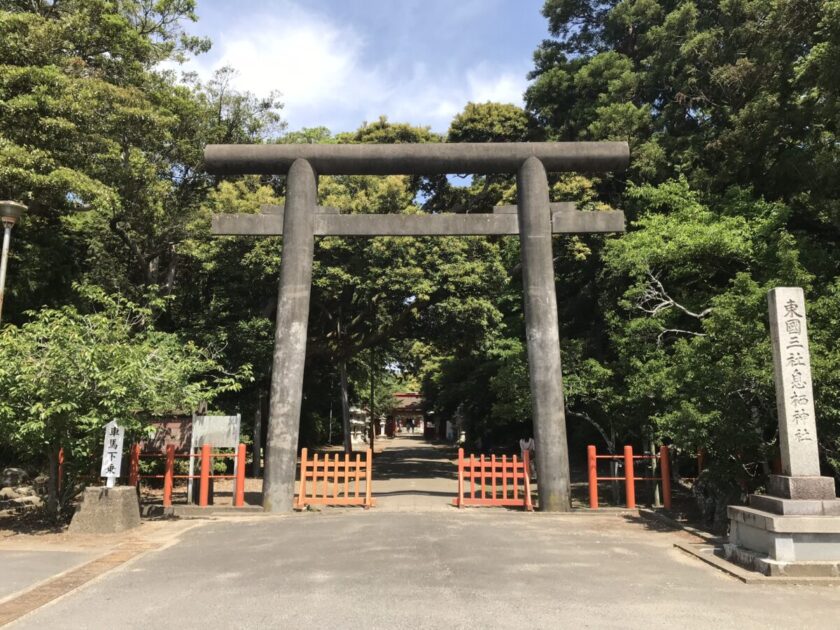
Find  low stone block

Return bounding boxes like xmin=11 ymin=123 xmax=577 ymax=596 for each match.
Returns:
xmin=729 ymin=505 xmax=840 ymax=534
xmin=723 ymin=543 xmax=766 ymax=572
xmin=767 ymin=475 xmax=836 ymax=500
xmin=749 ymin=494 xmax=840 ymax=516
xmin=68 ymin=486 xmax=141 ymax=534
xmin=756 ymin=557 xmax=840 ymax=578
xmin=725 ymin=541 xmax=840 ymax=577
xmin=729 ymin=505 xmax=840 ymax=564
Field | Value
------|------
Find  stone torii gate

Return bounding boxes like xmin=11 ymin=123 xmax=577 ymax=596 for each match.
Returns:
xmin=205 ymin=142 xmax=629 ymax=512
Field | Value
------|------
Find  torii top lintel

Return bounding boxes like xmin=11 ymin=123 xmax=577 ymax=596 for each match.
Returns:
xmin=204 ymin=141 xmax=630 ymax=176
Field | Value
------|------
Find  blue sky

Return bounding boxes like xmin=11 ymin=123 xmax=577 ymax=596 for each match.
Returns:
xmin=176 ymin=0 xmax=549 ymax=134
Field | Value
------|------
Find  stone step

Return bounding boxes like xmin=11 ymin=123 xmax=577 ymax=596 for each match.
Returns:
xmin=749 ymin=494 xmax=840 ymax=516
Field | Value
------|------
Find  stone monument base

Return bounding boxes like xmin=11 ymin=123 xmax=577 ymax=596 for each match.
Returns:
xmin=767 ymin=474 xmax=836 ymax=500
xmin=69 ymin=486 xmax=141 ymax=534
xmin=727 ymin=481 xmax=840 ymax=577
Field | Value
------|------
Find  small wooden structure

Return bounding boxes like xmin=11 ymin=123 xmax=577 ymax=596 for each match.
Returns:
xmin=452 ymin=448 xmax=534 ymax=511
xmin=294 ymin=448 xmax=375 ymax=509
xmin=587 ymin=445 xmax=671 ymax=510
xmin=129 ymin=443 xmax=247 ymax=508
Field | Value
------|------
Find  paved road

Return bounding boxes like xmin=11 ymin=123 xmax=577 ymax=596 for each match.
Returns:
xmin=11 ymin=510 xmax=840 ymax=630
xmin=370 ymin=434 xmax=458 ymax=510
xmin=0 ymin=550 xmax=95 ymax=601
xmin=8 ymin=438 xmax=840 ymax=628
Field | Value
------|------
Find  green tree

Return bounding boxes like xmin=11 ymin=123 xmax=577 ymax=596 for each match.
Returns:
xmin=519 ymin=0 xmax=840 ymax=524
xmin=0 ymin=286 xmax=247 ymax=517
xmin=0 ymin=1 xmax=283 ymax=318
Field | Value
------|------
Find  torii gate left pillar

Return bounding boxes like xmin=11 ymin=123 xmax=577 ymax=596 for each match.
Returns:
xmin=205 ymin=142 xmax=630 ymax=512
xmin=263 ymin=158 xmax=316 ymax=512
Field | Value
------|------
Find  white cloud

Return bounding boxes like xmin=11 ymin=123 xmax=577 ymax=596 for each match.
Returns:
xmin=467 ymin=66 xmax=528 ymax=105
xmin=183 ymin=2 xmax=529 ymax=134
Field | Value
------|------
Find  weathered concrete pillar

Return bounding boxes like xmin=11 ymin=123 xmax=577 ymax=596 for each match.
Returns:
xmin=516 ymin=156 xmax=571 ymax=512
xmin=263 ymin=158 xmax=317 ymax=512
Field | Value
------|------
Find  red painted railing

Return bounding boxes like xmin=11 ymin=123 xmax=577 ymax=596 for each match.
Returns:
xmin=129 ymin=443 xmax=247 ymax=508
xmin=587 ymin=445 xmax=671 ymax=510
xmin=452 ymin=448 xmax=534 ymax=511
xmin=295 ymin=448 xmax=374 ymax=509
xmin=57 ymin=447 xmax=65 ymax=494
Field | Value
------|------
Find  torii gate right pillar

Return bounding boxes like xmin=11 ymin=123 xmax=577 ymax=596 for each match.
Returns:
xmin=517 ymin=156 xmax=571 ymax=511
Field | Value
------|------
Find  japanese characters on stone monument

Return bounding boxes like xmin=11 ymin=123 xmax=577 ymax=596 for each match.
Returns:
xmin=725 ymin=287 xmax=840 ymax=577
xmin=100 ymin=420 xmax=125 ymax=488
xmin=768 ymin=287 xmax=820 ymax=476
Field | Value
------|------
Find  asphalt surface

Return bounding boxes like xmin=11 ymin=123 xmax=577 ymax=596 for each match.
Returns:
xmin=0 ymin=550 xmax=95 ymax=601
xmin=10 ymin=510 xmax=840 ymax=630
xmin=370 ymin=434 xmax=459 ymax=510
xmin=8 ymin=437 xmax=840 ymax=628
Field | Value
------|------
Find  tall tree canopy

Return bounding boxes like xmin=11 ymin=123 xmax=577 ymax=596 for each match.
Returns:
xmin=511 ymin=0 xmax=840 ymax=526
xmin=0 ymin=0 xmax=282 ymax=315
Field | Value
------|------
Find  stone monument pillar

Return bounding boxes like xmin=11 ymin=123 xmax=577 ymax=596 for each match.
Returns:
xmin=726 ymin=287 xmax=840 ymax=576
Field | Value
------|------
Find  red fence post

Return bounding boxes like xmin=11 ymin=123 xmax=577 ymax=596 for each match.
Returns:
xmin=522 ymin=449 xmax=533 ymax=511
xmin=456 ymin=448 xmax=464 ymax=508
xmin=624 ymin=445 xmax=635 ymax=509
xmin=163 ymin=445 xmax=174 ymax=508
xmin=480 ymin=454 xmax=486 ymax=500
xmin=364 ymin=448 xmax=373 ymax=508
xmin=296 ymin=448 xmax=308 ymax=508
xmin=491 ymin=454 xmax=497 ymax=501
xmin=587 ymin=445 xmax=598 ymax=509
xmin=57 ymin=447 xmax=64 ymax=495
xmin=199 ymin=443 xmax=211 ymax=507
xmin=235 ymin=443 xmax=246 ymax=507
xmin=660 ymin=445 xmax=672 ymax=510
xmin=129 ymin=444 xmax=140 ymax=487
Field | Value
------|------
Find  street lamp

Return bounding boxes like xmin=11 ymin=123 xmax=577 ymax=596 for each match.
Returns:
xmin=0 ymin=200 xmax=27 ymax=323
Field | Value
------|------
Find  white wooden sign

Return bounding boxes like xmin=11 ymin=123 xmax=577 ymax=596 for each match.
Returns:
xmin=100 ymin=420 xmax=125 ymax=487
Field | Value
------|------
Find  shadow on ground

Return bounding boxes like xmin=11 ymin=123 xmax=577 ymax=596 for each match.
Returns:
xmin=372 ymin=435 xmax=459 ymax=482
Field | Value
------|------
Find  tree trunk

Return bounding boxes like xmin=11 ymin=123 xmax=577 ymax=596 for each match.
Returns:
xmin=369 ymin=348 xmax=375 ymax=452
xmin=610 ymin=425 xmax=620 ymax=505
xmin=650 ymin=438 xmax=660 ymax=507
xmin=340 ymin=360 xmax=352 ymax=453
xmin=252 ymin=391 xmax=262 ymax=478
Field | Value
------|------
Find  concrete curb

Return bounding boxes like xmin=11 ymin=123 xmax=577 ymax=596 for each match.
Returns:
xmin=633 ymin=507 xmax=840 ymax=584
xmin=674 ymin=542 xmax=840 ymax=586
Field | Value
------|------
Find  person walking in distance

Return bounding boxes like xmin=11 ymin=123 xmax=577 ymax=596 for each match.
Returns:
xmin=519 ymin=436 xmax=536 ymax=480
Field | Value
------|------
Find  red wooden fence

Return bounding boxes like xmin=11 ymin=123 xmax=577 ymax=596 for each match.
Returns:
xmin=295 ymin=448 xmax=375 ymax=509
xmin=587 ymin=444 xmax=671 ymax=510
xmin=452 ymin=448 xmax=534 ymax=511
xmin=129 ymin=443 xmax=247 ymax=508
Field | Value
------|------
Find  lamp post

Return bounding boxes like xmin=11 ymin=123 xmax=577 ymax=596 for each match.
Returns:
xmin=0 ymin=200 xmax=27 ymax=323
